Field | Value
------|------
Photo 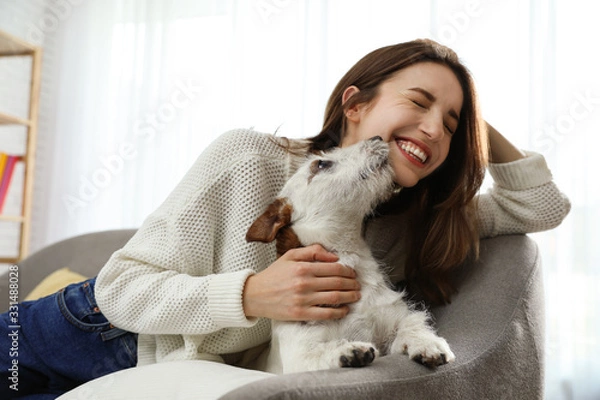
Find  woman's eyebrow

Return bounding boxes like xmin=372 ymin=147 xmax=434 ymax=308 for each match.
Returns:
xmin=407 ymin=87 xmax=460 ymax=122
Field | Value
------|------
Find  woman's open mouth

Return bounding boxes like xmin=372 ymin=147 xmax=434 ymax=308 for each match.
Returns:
xmin=395 ymin=138 xmax=430 ymax=167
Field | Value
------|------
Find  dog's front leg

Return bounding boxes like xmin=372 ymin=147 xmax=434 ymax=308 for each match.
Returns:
xmin=283 ymin=338 xmax=378 ymax=373
xmin=272 ymin=322 xmax=378 ymax=373
xmin=389 ymin=305 xmax=455 ymax=368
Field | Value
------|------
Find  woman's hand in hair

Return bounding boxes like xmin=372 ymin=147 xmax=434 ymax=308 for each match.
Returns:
xmin=486 ymin=122 xmax=527 ymax=163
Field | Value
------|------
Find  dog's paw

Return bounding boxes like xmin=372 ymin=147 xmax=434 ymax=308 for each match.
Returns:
xmin=337 ymin=341 xmax=378 ymax=368
xmin=405 ymin=336 xmax=455 ymax=368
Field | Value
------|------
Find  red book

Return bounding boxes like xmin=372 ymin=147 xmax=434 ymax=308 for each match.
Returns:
xmin=0 ymin=155 xmax=20 ymax=213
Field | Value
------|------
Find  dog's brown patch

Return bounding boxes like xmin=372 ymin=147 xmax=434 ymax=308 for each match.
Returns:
xmin=274 ymin=226 xmax=303 ymax=257
xmin=246 ymin=198 xmax=305 ymax=258
xmin=246 ymin=198 xmax=293 ymax=243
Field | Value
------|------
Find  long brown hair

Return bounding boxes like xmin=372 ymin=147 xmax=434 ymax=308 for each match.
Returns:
xmin=310 ymin=39 xmax=488 ymax=305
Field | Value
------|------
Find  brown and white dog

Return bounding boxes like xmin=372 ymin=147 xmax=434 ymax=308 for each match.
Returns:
xmin=246 ymin=137 xmax=455 ymax=374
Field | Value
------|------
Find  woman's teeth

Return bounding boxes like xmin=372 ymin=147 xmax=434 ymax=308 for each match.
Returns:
xmin=398 ymin=141 xmax=428 ymax=163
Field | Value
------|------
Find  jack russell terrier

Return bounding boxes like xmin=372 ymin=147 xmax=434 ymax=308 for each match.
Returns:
xmin=246 ymin=136 xmax=455 ymax=374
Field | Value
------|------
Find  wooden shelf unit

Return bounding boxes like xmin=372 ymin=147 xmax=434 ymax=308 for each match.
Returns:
xmin=0 ymin=29 xmax=42 ymax=262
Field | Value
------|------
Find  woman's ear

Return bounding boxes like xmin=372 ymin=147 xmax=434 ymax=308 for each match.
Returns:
xmin=342 ymin=86 xmax=362 ymax=122
xmin=342 ymin=85 xmax=360 ymax=105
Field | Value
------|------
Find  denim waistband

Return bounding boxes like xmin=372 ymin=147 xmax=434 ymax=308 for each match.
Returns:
xmin=57 ymin=277 xmax=131 ymax=342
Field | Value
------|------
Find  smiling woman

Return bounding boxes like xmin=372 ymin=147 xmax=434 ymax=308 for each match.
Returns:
xmin=340 ymin=62 xmax=462 ymax=187
xmin=308 ymin=40 xmax=492 ymax=304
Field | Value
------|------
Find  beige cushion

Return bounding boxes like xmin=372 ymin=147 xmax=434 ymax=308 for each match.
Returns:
xmin=24 ymin=267 xmax=88 ymax=301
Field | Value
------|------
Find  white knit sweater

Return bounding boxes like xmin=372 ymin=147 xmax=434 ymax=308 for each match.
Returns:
xmin=95 ymin=128 xmax=571 ymax=367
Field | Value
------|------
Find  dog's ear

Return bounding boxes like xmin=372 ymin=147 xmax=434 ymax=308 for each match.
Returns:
xmin=246 ymin=198 xmax=293 ymax=243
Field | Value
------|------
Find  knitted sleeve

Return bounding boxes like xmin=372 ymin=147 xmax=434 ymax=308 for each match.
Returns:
xmin=477 ymin=151 xmax=571 ymax=238
xmin=96 ymin=129 xmax=287 ymax=336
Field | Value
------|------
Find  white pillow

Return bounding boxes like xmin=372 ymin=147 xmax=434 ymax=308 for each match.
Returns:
xmin=57 ymin=360 xmax=274 ymax=400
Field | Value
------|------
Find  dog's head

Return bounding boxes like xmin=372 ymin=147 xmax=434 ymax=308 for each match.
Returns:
xmin=246 ymin=137 xmax=395 ymax=255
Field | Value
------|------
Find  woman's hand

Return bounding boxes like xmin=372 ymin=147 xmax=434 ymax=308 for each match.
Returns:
xmin=242 ymin=244 xmax=361 ymax=321
xmin=486 ymin=122 xmax=527 ymax=163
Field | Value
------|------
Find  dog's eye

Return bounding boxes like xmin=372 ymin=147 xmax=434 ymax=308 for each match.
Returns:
xmin=317 ymin=160 xmax=333 ymax=170
xmin=309 ymin=159 xmax=334 ymax=176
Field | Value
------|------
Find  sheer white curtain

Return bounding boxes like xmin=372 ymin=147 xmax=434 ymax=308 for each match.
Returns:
xmin=31 ymin=0 xmax=598 ymax=398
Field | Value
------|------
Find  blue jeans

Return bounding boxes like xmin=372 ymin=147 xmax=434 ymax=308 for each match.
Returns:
xmin=1 ymin=277 xmax=138 ymax=399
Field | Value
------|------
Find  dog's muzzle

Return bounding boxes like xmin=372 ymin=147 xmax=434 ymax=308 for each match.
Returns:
xmin=359 ymin=137 xmax=390 ymax=179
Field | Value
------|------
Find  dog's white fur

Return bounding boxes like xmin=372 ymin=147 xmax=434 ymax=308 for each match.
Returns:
xmin=246 ymin=137 xmax=455 ymax=374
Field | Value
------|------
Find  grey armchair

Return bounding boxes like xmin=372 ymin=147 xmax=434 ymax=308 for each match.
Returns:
xmin=0 ymin=231 xmax=544 ymax=399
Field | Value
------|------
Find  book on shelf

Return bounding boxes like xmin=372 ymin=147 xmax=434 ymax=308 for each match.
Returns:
xmin=0 ymin=153 xmax=7 ymax=178
xmin=0 ymin=152 xmax=22 ymax=214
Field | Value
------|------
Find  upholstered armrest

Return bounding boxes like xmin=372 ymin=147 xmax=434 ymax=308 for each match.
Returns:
xmin=0 ymin=229 xmax=136 ymax=312
xmin=220 ymin=235 xmax=544 ymax=400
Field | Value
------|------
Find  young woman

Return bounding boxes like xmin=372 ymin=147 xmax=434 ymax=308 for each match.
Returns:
xmin=1 ymin=39 xmax=570 ymax=398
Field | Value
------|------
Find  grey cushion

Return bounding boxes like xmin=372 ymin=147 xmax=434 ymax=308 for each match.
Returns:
xmin=0 ymin=229 xmax=136 ymax=311
xmin=0 ymin=231 xmax=543 ymax=399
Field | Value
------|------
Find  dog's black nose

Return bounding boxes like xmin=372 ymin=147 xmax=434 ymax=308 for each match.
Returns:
xmin=370 ymin=136 xmax=383 ymax=142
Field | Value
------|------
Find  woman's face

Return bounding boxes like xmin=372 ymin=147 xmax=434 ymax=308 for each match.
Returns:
xmin=340 ymin=62 xmax=463 ymax=188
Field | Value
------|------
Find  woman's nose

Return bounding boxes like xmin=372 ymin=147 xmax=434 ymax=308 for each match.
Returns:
xmin=421 ymin=114 xmax=445 ymax=142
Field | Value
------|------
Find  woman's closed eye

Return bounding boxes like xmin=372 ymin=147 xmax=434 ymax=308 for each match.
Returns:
xmin=410 ymin=99 xmax=427 ymax=109
xmin=411 ymin=98 xmax=455 ymax=135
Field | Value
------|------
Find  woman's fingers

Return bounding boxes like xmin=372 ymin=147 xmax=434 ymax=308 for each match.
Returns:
xmin=284 ymin=258 xmax=361 ymax=320
xmin=306 ymin=288 xmax=361 ymax=307
xmin=309 ymin=275 xmax=361 ymax=292
xmin=283 ymin=244 xmax=341 ymax=263
xmin=303 ymin=305 xmax=352 ymax=321
xmin=284 ymin=245 xmax=357 ymax=281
